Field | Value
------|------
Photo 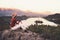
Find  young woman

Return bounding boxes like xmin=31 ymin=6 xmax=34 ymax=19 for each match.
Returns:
xmin=10 ymin=13 xmax=17 ymax=27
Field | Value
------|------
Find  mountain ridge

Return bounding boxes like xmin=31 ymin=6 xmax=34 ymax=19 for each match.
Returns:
xmin=0 ymin=8 xmax=47 ymax=17
xmin=45 ymin=13 xmax=60 ymax=24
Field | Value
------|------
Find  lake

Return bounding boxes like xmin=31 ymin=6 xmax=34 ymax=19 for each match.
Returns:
xmin=11 ymin=17 xmax=58 ymax=30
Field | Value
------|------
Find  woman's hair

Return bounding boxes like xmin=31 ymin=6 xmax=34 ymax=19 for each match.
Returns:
xmin=12 ymin=12 xmax=17 ymax=18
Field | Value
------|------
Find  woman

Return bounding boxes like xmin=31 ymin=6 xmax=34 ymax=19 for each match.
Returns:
xmin=10 ymin=13 xmax=17 ymax=27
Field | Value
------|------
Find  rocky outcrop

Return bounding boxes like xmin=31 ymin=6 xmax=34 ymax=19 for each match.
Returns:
xmin=0 ymin=30 xmax=44 ymax=40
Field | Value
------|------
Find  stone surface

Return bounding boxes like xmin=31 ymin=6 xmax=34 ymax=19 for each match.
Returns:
xmin=0 ymin=30 xmax=45 ymax=40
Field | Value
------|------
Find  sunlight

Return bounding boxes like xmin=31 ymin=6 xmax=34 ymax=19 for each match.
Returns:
xmin=0 ymin=0 xmax=60 ymax=13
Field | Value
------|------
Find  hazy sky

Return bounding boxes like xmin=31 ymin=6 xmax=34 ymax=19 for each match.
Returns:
xmin=0 ymin=0 xmax=60 ymax=13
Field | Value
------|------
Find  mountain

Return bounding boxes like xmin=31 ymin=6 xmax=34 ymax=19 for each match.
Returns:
xmin=45 ymin=13 xmax=60 ymax=24
xmin=0 ymin=8 xmax=45 ymax=17
xmin=45 ymin=13 xmax=60 ymax=18
xmin=0 ymin=8 xmax=24 ymax=16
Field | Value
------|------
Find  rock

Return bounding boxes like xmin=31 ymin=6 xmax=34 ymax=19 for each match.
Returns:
xmin=0 ymin=30 xmax=44 ymax=40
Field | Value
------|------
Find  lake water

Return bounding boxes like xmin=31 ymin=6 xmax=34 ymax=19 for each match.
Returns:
xmin=11 ymin=17 xmax=58 ymax=30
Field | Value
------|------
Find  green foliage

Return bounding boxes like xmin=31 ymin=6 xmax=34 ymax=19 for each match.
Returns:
xmin=27 ymin=24 xmax=60 ymax=40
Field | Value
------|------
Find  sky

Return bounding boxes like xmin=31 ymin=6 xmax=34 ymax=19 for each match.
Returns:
xmin=0 ymin=0 xmax=60 ymax=14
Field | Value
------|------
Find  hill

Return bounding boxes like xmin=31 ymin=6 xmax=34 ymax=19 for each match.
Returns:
xmin=0 ymin=16 xmax=28 ymax=31
xmin=45 ymin=13 xmax=60 ymax=24
xmin=0 ymin=30 xmax=44 ymax=40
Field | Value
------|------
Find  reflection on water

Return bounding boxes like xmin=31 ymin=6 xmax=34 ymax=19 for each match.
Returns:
xmin=11 ymin=17 xmax=58 ymax=30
